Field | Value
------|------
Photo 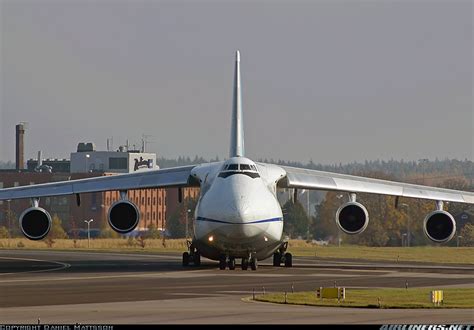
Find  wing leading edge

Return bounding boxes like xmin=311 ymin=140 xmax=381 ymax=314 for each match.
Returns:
xmin=277 ymin=165 xmax=474 ymax=204
xmin=0 ymin=165 xmax=196 ymax=201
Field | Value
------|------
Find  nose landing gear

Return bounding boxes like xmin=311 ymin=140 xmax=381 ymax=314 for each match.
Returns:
xmin=228 ymin=257 xmax=236 ymax=270
xmin=219 ymin=255 xmax=237 ymax=270
xmin=241 ymin=258 xmax=248 ymax=270
xmin=249 ymin=256 xmax=258 ymax=270
xmin=219 ymin=253 xmax=257 ymax=271
xmin=245 ymin=252 xmax=258 ymax=271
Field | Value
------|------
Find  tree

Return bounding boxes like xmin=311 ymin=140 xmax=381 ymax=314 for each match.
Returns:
xmin=459 ymin=224 xmax=474 ymax=247
xmin=441 ymin=178 xmax=472 ymax=218
xmin=136 ymin=235 xmax=146 ymax=249
xmin=5 ymin=208 xmax=20 ymax=238
xmin=311 ymin=170 xmax=444 ymax=246
xmin=43 ymin=214 xmax=67 ymax=248
xmin=167 ymin=197 xmax=197 ymax=238
xmin=145 ymin=223 xmax=161 ymax=239
xmin=312 ymin=192 xmax=340 ymax=242
xmin=0 ymin=226 xmax=9 ymax=238
xmin=49 ymin=214 xmax=68 ymax=239
xmin=283 ymin=200 xmax=309 ymax=238
xmin=99 ymin=217 xmax=119 ymax=238
xmin=167 ymin=207 xmax=184 ymax=238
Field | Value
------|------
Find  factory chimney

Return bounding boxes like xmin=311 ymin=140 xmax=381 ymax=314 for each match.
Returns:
xmin=37 ymin=150 xmax=43 ymax=167
xmin=15 ymin=123 xmax=26 ymax=170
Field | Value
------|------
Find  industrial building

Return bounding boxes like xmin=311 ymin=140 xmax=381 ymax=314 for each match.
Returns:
xmin=70 ymin=142 xmax=157 ymax=174
xmin=0 ymin=124 xmax=199 ymax=236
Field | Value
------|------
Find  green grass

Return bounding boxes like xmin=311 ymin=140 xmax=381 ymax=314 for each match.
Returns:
xmin=0 ymin=239 xmax=473 ymax=264
xmin=254 ymin=288 xmax=474 ymax=309
xmin=289 ymin=244 xmax=474 ymax=264
xmin=0 ymin=238 xmax=187 ymax=252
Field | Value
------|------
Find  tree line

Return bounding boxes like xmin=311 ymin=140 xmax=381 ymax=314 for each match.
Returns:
xmin=283 ymin=174 xmax=474 ymax=247
xmin=1 ymin=158 xmax=473 ymax=246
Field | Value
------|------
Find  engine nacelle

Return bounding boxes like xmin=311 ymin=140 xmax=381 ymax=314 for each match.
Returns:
xmin=108 ymin=200 xmax=140 ymax=234
xmin=335 ymin=201 xmax=369 ymax=235
xmin=423 ymin=210 xmax=456 ymax=243
xmin=19 ymin=207 xmax=52 ymax=240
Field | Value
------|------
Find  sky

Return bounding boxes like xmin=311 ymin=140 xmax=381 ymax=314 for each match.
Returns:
xmin=0 ymin=0 xmax=472 ymax=164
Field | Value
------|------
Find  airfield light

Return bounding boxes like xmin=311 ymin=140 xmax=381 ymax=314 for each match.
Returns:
xmin=84 ymin=219 xmax=93 ymax=248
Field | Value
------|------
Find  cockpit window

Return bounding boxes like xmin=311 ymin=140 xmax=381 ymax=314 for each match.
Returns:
xmin=218 ymin=163 xmax=260 ymax=179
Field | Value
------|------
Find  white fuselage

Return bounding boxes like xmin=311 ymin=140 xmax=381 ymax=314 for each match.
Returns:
xmin=190 ymin=157 xmax=286 ymax=260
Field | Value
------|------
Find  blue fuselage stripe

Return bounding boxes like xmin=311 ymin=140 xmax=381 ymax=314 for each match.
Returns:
xmin=196 ymin=216 xmax=283 ymax=225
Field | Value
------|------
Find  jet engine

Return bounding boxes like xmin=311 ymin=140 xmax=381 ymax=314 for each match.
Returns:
xmin=335 ymin=201 xmax=369 ymax=235
xmin=108 ymin=200 xmax=140 ymax=234
xmin=19 ymin=207 xmax=52 ymax=240
xmin=423 ymin=210 xmax=456 ymax=243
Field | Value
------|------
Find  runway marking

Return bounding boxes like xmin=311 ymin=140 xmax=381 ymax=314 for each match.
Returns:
xmin=0 ymin=256 xmax=71 ymax=275
xmin=0 ymin=250 xmax=182 ymax=260
xmin=0 ymin=267 xmax=379 ymax=284
xmin=0 ymin=268 xmax=447 ymax=284
xmin=168 ymin=293 xmax=226 ymax=297
xmin=0 ymin=268 xmax=223 ymax=283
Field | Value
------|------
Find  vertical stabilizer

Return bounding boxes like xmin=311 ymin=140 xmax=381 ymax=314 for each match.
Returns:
xmin=230 ymin=50 xmax=244 ymax=158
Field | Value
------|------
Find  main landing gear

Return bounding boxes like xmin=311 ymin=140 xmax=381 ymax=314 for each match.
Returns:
xmin=182 ymin=241 xmax=201 ymax=267
xmin=219 ymin=253 xmax=258 ymax=271
xmin=272 ymin=242 xmax=293 ymax=267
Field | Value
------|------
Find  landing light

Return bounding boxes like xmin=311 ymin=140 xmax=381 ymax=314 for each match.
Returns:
xmin=208 ymin=236 xmax=214 ymax=242
xmin=264 ymin=236 xmax=268 ymax=242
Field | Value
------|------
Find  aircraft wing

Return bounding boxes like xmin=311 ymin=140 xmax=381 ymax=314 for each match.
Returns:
xmin=277 ymin=165 xmax=474 ymax=204
xmin=0 ymin=165 xmax=196 ymax=201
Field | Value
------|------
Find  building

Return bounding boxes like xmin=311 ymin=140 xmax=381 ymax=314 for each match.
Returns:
xmin=165 ymin=187 xmax=201 ymax=218
xmin=1 ymin=123 xmax=199 ymax=236
xmin=0 ymin=171 xmax=97 ymax=232
xmin=0 ymin=171 xmax=168 ymax=234
xmin=103 ymin=184 xmax=167 ymax=231
xmin=70 ymin=142 xmax=157 ymax=174
xmin=1 ymin=138 xmax=169 ymax=235
xmin=27 ymin=158 xmax=71 ymax=173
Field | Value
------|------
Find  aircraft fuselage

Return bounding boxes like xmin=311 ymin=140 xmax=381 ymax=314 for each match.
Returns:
xmin=191 ymin=157 xmax=286 ymax=260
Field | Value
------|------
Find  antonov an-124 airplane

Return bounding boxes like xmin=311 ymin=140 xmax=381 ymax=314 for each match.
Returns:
xmin=1 ymin=51 xmax=473 ymax=270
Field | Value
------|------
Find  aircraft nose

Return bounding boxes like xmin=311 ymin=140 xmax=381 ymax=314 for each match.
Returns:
xmin=226 ymin=195 xmax=251 ymax=222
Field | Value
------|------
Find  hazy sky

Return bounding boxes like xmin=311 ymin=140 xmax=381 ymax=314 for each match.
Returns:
xmin=1 ymin=0 xmax=472 ymax=164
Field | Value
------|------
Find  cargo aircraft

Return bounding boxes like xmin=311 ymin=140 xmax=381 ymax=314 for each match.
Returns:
xmin=1 ymin=51 xmax=473 ymax=270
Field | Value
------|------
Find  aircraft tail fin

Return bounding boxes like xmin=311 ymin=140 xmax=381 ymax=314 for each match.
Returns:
xmin=229 ymin=50 xmax=244 ymax=158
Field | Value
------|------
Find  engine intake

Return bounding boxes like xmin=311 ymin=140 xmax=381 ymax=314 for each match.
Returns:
xmin=335 ymin=202 xmax=369 ymax=235
xmin=19 ymin=207 xmax=52 ymax=240
xmin=423 ymin=210 xmax=456 ymax=243
xmin=108 ymin=200 xmax=140 ymax=234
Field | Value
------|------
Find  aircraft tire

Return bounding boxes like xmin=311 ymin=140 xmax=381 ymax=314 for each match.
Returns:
xmin=194 ymin=252 xmax=201 ymax=266
xmin=250 ymin=257 xmax=258 ymax=271
xmin=241 ymin=258 xmax=249 ymax=270
xmin=182 ymin=252 xmax=190 ymax=267
xmin=219 ymin=255 xmax=227 ymax=270
xmin=228 ymin=257 xmax=236 ymax=270
xmin=273 ymin=252 xmax=281 ymax=267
